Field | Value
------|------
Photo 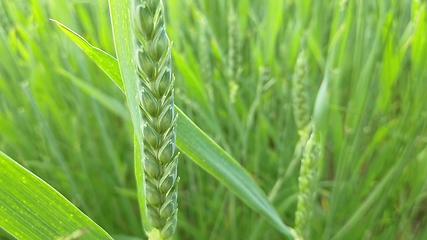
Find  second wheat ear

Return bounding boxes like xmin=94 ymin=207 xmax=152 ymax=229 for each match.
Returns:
xmin=134 ymin=1 xmax=179 ymax=239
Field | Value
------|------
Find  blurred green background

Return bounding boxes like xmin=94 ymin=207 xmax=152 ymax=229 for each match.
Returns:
xmin=1 ymin=0 xmax=426 ymax=239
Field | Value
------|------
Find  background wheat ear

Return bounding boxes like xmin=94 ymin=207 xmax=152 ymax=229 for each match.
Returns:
xmin=295 ymin=130 xmax=320 ymax=240
xmin=134 ymin=0 xmax=179 ymax=239
xmin=290 ymin=37 xmax=320 ymax=239
xmin=292 ymin=40 xmax=311 ymax=137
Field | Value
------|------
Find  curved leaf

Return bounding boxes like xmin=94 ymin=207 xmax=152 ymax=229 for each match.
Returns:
xmin=0 ymin=151 xmax=112 ymax=240
xmin=51 ymin=19 xmax=124 ymax=92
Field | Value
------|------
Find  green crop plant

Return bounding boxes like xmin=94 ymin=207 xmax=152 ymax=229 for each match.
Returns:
xmin=134 ymin=0 xmax=179 ymax=238
xmin=1 ymin=0 xmax=427 ymax=240
xmin=295 ymin=131 xmax=319 ymax=240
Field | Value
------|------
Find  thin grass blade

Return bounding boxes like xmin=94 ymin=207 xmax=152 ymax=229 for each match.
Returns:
xmin=57 ymin=68 xmax=129 ymax=119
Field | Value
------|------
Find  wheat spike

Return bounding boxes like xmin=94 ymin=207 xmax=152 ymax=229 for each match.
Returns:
xmin=134 ymin=0 xmax=179 ymax=239
xmin=292 ymin=44 xmax=311 ymax=135
xmin=295 ymin=131 xmax=319 ymax=239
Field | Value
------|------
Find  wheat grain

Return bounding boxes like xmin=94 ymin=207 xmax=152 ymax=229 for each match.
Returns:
xmin=134 ymin=1 xmax=179 ymax=239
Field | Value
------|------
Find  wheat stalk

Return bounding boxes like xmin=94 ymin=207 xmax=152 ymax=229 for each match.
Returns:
xmin=227 ymin=7 xmax=241 ymax=81
xmin=227 ymin=8 xmax=241 ymax=104
xmin=134 ymin=1 xmax=179 ymax=239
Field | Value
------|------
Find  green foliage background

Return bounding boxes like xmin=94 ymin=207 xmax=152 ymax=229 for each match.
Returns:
xmin=1 ymin=0 xmax=426 ymax=239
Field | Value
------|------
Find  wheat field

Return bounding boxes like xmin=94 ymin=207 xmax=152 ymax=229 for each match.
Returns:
xmin=1 ymin=0 xmax=427 ymax=239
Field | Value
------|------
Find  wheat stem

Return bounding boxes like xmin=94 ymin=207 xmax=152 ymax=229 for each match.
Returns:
xmin=227 ymin=7 xmax=241 ymax=81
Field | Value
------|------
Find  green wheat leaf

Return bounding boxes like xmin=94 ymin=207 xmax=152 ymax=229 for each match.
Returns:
xmin=51 ymin=19 xmax=124 ymax=93
xmin=0 ymin=151 xmax=113 ymax=240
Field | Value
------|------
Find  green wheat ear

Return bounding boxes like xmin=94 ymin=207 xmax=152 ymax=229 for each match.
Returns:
xmin=134 ymin=0 xmax=179 ymax=239
xmin=292 ymin=43 xmax=310 ymax=136
xmin=295 ymin=131 xmax=319 ymax=240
